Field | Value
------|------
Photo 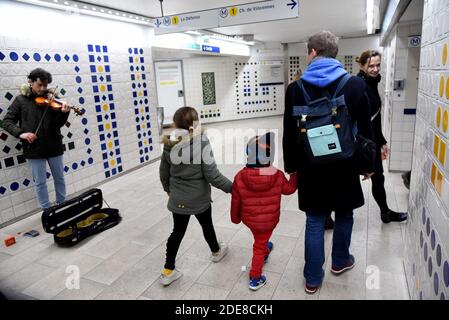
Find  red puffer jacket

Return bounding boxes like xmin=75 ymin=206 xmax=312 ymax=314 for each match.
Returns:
xmin=231 ymin=166 xmax=297 ymax=233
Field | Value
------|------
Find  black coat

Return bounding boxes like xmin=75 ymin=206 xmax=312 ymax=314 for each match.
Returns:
xmin=283 ymin=75 xmax=373 ymax=213
xmin=357 ymin=72 xmax=387 ymax=173
xmin=2 ymin=94 xmax=69 ymax=159
xmin=357 ymin=72 xmax=387 ymax=147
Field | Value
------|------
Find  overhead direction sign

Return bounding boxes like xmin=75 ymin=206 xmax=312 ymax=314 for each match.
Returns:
xmin=153 ymin=0 xmax=299 ymax=35
xmin=218 ymin=0 xmax=298 ymax=27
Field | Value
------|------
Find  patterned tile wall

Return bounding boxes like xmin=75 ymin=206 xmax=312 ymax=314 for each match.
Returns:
xmin=0 ymin=37 xmax=159 ymax=226
xmin=183 ymin=57 xmax=285 ymax=124
xmin=404 ymin=0 xmax=449 ymax=300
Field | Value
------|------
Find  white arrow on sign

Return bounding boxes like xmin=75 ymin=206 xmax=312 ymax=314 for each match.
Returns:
xmin=153 ymin=0 xmax=299 ymax=35
xmin=219 ymin=0 xmax=299 ymax=27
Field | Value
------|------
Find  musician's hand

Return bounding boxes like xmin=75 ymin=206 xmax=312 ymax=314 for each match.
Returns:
xmin=381 ymin=144 xmax=390 ymax=160
xmin=61 ymin=102 xmax=70 ymax=113
xmin=19 ymin=132 xmax=37 ymax=143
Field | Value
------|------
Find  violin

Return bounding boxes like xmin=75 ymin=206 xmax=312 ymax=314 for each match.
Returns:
xmin=35 ymin=96 xmax=85 ymax=116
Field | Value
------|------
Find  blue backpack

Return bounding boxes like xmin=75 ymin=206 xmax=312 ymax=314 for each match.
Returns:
xmin=293 ymin=74 xmax=356 ymax=166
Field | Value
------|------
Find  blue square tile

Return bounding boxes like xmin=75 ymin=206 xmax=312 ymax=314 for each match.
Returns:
xmin=88 ymin=44 xmax=94 ymax=52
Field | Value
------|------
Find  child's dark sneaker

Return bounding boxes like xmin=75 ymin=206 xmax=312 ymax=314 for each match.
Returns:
xmin=249 ymin=275 xmax=267 ymax=291
xmin=331 ymin=255 xmax=355 ymax=275
xmin=264 ymin=241 xmax=274 ymax=263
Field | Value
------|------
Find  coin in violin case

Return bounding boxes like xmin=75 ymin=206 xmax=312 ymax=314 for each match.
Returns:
xmin=41 ymin=188 xmax=121 ymax=247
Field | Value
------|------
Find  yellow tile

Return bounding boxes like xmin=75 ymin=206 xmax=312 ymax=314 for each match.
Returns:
xmin=446 ymin=77 xmax=449 ymax=100
xmin=102 ymin=104 xmax=109 ymax=111
xmin=437 ymin=106 xmax=442 ymax=128
xmin=440 ymin=76 xmax=445 ymax=98
xmin=444 ymin=109 xmax=449 ymax=133
xmin=436 ymin=170 xmax=443 ymax=195
xmin=110 ymin=159 xmax=116 ymax=167
xmin=440 ymin=140 xmax=447 ymax=166
xmin=444 ymin=43 xmax=448 ymax=66
xmin=431 ymin=163 xmax=437 ymax=186
xmin=434 ymin=134 xmax=440 ymax=157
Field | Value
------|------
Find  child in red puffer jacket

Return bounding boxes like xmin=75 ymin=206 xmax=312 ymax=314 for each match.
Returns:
xmin=231 ymin=132 xmax=297 ymax=291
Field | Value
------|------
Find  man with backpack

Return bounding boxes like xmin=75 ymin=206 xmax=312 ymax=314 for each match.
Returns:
xmin=283 ymin=31 xmax=374 ymax=294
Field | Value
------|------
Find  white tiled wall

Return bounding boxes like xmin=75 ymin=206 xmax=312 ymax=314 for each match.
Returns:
xmin=404 ymin=0 xmax=449 ymax=300
xmin=182 ymin=56 xmax=285 ymax=124
xmin=384 ymin=24 xmax=421 ymax=172
xmin=0 ymin=3 xmax=160 ymax=226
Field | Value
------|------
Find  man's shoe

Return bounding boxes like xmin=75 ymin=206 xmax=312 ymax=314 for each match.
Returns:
xmin=331 ymin=255 xmax=355 ymax=275
xmin=304 ymin=283 xmax=320 ymax=294
xmin=381 ymin=210 xmax=408 ymax=223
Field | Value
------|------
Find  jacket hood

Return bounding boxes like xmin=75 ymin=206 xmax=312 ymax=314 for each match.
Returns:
xmin=241 ymin=167 xmax=278 ymax=192
xmin=302 ymin=57 xmax=348 ymax=88
xmin=161 ymin=127 xmax=204 ymax=150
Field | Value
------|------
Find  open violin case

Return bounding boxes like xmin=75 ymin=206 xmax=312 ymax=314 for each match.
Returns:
xmin=42 ymin=188 xmax=121 ymax=246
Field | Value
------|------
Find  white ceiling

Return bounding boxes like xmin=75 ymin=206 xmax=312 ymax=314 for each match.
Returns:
xmin=399 ymin=0 xmax=424 ymax=23
xmin=80 ymin=0 xmax=368 ymax=43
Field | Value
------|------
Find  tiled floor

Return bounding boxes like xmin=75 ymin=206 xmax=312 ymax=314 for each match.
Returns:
xmin=0 ymin=116 xmax=410 ymax=300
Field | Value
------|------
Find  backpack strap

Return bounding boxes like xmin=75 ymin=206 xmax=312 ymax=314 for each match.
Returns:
xmin=296 ymin=79 xmax=311 ymax=105
xmin=333 ymin=74 xmax=352 ymax=98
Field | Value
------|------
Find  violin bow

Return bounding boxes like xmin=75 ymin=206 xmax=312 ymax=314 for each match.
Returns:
xmin=34 ymin=86 xmax=58 ymax=136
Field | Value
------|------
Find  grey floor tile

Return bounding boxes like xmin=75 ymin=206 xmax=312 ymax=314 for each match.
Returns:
xmin=142 ymin=255 xmax=211 ymax=300
xmin=0 ymin=252 xmax=12 ymax=264
xmin=365 ymin=271 xmax=410 ymax=300
xmin=53 ymin=279 xmax=106 ymax=300
xmin=94 ymin=267 xmax=160 ymax=300
xmin=22 ymin=253 xmax=103 ymax=300
xmin=318 ymin=281 xmax=366 ymax=300
xmin=0 ymin=243 xmax=51 ymax=281
xmin=0 ymin=262 xmax=55 ymax=294
xmin=272 ymin=256 xmax=317 ymax=300
xmin=182 ymin=283 xmax=230 ymax=300
xmin=83 ymin=242 xmax=152 ymax=285
xmin=196 ymin=245 xmax=253 ymax=291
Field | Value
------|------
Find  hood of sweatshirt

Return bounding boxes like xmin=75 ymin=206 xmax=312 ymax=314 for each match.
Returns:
xmin=301 ymin=57 xmax=348 ymax=88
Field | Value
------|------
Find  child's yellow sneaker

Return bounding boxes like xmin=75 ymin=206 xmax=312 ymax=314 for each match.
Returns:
xmin=211 ymin=242 xmax=228 ymax=262
xmin=160 ymin=268 xmax=183 ymax=286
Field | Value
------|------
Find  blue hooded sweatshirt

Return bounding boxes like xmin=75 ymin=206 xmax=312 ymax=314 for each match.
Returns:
xmin=301 ymin=57 xmax=347 ymax=88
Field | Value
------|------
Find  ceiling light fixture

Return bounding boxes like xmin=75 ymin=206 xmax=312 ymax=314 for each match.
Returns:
xmin=14 ymin=0 xmax=153 ymax=26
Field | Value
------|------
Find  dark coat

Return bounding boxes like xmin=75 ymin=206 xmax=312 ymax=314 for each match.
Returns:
xmin=2 ymin=93 xmax=69 ymax=159
xmin=283 ymin=76 xmax=373 ymax=213
xmin=357 ymin=72 xmax=387 ymax=147
xmin=357 ymin=71 xmax=387 ymax=173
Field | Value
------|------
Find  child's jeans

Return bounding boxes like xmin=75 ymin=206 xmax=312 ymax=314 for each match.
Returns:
xmin=249 ymin=229 xmax=273 ymax=279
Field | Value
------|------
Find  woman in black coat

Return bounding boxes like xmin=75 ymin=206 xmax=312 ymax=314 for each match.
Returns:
xmin=356 ymin=50 xmax=407 ymax=223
